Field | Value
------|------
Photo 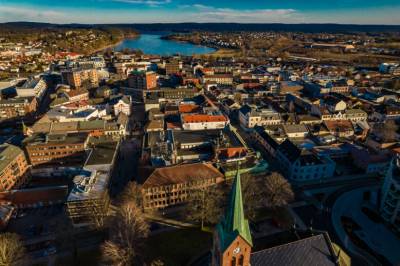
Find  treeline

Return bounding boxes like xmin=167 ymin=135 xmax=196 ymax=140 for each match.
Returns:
xmin=0 ymin=23 xmax=138 ymax=54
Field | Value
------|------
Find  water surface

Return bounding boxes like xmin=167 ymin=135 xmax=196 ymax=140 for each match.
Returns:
xmin=114 ymin=33 xmax=216 ymax=56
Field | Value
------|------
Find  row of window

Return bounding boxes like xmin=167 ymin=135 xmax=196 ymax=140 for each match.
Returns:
xmin=144 ymin=197 xmax=185 ymax=208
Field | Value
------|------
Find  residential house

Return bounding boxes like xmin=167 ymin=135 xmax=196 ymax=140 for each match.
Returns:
xmin=324 ymin=120 xmax=354 ymax=138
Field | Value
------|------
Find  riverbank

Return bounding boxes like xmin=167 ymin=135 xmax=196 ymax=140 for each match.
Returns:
xmin=162 ymin=34 xmax=238 ymax=57
xmin=91 ymin=33 xmax=139 ymax=54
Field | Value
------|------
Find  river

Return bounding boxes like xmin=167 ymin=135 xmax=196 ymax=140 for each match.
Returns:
xmin=114 ymin=33 xmax=216 ymax=56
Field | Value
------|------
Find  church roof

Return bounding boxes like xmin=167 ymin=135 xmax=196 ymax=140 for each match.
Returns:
xmin=217 ymin=169 xmax=253 ymax=251
xmin=250 ymin=234 xmax=338 ymax=266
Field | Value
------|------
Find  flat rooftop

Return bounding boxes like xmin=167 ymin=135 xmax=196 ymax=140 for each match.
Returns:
xmin=24 ymin=132 xmax=88 ymax=146
xmin=0 ymin=144 xmax=24 ymax=172
xmin=85 ymin=141 xmax=118 ymax=166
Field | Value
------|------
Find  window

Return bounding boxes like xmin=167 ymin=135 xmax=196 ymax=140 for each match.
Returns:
xmin=231 ymin=257 xmax=236 ymax=266
xmin=239 ymin=255 xmax=244 ymax=266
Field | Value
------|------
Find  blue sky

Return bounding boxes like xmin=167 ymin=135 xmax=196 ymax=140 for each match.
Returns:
xmin=1 ymin=0 xmax=399 ymax=24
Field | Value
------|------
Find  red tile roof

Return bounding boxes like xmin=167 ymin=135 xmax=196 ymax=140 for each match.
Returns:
xmin=142 ymin=163 xmax=223 ymax=188
xmin=182 ymin=114 xmax=227 ymax=123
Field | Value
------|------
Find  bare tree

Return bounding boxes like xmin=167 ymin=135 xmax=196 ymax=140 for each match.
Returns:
xmin=119 ymin=181 xmax=144 ymax=208
xmin=262 ymin=172 xmax=294 ymax=208
xmin=102 ymin=202 xmax=149 ymax=266
xmin=0 ymin=233 xmax=26 ymax=266
xmin=185 ymin=185 xmax=225 ymax=227
xmin=241 ymin=174 xmax=263 ymax=221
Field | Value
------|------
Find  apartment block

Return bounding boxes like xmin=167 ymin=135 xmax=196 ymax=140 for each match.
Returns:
xmin=128 ymin=70 xmax=157 ymax=90
xmin=24 ymin=132 xmax=89 ymax=166
xmin=0 ymin=144 xmax=29 ymax=191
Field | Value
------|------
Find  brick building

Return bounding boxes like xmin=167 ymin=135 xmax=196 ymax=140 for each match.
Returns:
xmin=141 ymin=163 xmax=224 ymax=210
xmin=24 ymin=132 xmax=89 ymax=166
xmin=0 ymin=144 xmax=29 ymax=192
xmin=202 ymin=74 xmax=234 ymax=85
xmin=0 ymin=96 xmax=37 ymax=120
xmin=165 ymin=61 xmax=181 ymax=75
xmin=61 ymin=68 xmax=99 ymax=88
xmin=128 ymin=71 xmax=157 ymax=90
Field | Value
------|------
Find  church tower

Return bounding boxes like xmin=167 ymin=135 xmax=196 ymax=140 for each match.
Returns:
xmin=212 ymin=170 xmax=253 ymax=266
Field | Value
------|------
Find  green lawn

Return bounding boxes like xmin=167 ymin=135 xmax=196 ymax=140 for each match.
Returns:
xmin=144 ymin=228 xmax=213 ymax=266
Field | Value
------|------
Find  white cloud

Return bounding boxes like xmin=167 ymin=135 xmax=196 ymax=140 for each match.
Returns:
xmin=111 ymin=0 xmax=171 ymax=6
xmin=179 ymin=4 xmax=301 ymax=23
xmin=0 ymin=3 xmax=399 ymax=24
xmin=0 ymin=6 xmax=68 ymax=23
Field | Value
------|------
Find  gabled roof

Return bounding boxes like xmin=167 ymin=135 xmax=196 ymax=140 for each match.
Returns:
xmin=254 ymin=126 xmax=279 ymax=150
xmin=278 ymin=139 xmax=301 ymax=163
xmin=283 ymin=124 xmax=308 ymax=134
xmin=182 ymin=114 xmax=227 ymax=123
xmin=250 ymin=234 xmax=338 ymax=266
xmin=142 ymin=163 xmax=223 ymax=188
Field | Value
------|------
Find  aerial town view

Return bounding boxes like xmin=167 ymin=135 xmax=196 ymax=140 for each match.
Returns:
xmin=0 ymin=0 xmax=400 ymax=265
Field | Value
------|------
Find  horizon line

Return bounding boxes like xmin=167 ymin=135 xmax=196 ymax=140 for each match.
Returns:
xmin=3 ymin=21 xmax=400 ymax=26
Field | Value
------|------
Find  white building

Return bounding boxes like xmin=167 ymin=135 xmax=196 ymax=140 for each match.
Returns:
xmin=181 ymin=114 xmax=229 ymax=131
xmin=239 ymin=105 xmax=282 ymax=130
xmin=113 ymin=96 xmax=132 ymax=116
xmin=15 ymin=77 xmax=47 ymax=101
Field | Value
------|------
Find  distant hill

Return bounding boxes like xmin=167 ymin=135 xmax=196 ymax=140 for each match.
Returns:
xmin=2 ymin=22 xmax=400 ymax=33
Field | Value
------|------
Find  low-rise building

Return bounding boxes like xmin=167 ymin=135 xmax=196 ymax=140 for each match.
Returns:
xmin=141 ymin=163 xmax=224 ymax=210
xmin=24 ymin=132 xmax=89 ymax=166
xmin=283 ymin=124 xmax=308 ymax=139
xmin=276 ymin=139 xmax=335 ymax=181
xmin=165 ymin=60 xmax=182 ymax=75
xmin=67 ymin=140 xmax=119 ymax=226
xmin=324 ymin=120 xmax=354 ymax=138
xmin=252 ymin=126 xmax=280 ymax=157
xmin=0 ymin=144 xmax=29 ymax=191
xmin=0 ymin=96 xmax=37 ymax=120
xmin=15 ymin=77 xmax=47 ymax=102
xmin=327 ymin=80 xmax=349 ymax=94
xmin=344 ymin=109 xmax=368 ymax=122
xmin=279 ymin=81 xmax=304 ymax=94
xmin=63 ymin=88 xmax=89 ymax=103
xmin=239 ymin=105 xmax=282 ymax=130
xmin=112 ymin=95 xmax=132 ymax=116
xmin=202 ymin=74 xmax=234 ymax=85
xmin=181 ymin=114 xmax=229 ymax=131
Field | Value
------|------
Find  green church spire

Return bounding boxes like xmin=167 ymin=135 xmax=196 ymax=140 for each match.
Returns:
xmin=217 ymin=168 xmax=253 ymax=251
